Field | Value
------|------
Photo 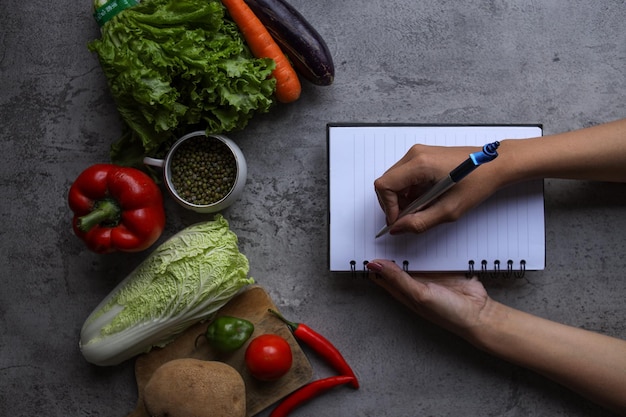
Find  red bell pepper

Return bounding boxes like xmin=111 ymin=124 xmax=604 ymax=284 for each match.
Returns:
xmin=68 ymin=164 xmax=166 ymax=254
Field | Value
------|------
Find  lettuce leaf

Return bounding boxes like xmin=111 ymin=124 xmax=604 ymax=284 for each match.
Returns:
xmin=88 ymin=0 xmax=276 ymax=166
xmin=80 ymin=215 xmax=254 ymax=366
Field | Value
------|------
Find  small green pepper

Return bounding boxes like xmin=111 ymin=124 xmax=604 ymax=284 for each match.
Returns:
xmin=202 ymin=316 xmax=255 ymax=353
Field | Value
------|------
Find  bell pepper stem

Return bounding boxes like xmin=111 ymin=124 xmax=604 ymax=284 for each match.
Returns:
xmin=76 ymin=199 xmax=121 ymax=232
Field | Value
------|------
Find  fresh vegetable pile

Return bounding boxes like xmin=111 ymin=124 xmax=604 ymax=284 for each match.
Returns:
xmin=73 ymin=0 xmax=354 ymax=414
xmin=88 ymin=0 xmax=335 ymax=167
xmin=89 ymin=0 xmax=277 ymax=166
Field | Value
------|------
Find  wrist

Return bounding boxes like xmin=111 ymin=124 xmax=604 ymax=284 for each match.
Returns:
xmin=464 ymin=298 xmax=514 ymax=354
xmin=485 ymin=138 xmax=543 ymax=189
xmin=465 ymin=297 xmax=552 ymax=362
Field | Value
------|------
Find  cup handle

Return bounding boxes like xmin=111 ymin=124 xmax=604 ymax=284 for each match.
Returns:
xmin=143 ymin=156 xmax=165 ymax=168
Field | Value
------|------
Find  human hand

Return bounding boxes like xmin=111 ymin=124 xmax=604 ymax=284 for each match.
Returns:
xmin=366 ymin=259 xmax=491 ymax=338
xmin=373 ymin=144 xmax=502 ymax=234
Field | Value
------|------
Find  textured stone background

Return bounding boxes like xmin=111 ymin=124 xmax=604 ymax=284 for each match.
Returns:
xmin=1 ymin=0 xmax=625 ymax=416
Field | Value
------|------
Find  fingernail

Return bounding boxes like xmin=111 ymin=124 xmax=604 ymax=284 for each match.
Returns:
xmin=366 ymin=262 xmax=384 ymax=272
xmin=389 ymin=228 xmax=404 ymax=236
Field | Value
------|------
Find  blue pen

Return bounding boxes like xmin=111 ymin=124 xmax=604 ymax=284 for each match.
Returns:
xmin=375 ymin=141 xmax=500 ymax=238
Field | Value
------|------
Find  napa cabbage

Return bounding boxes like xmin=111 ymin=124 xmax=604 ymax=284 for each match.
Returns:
xmin=80 ymin=215 xmax=254 ymax=366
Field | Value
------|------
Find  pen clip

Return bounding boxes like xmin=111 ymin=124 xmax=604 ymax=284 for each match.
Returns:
xmin=451 ymin=141 xmax=500 ymax=182
xmin=471 ymin=141 xmax=500 ymax=164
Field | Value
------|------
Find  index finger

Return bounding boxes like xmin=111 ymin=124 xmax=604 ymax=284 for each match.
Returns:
xmin=374 ymin=162 xmax=433 ymax=224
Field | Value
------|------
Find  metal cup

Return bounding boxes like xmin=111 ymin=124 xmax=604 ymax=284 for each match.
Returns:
xmin=144 ymin=131 xmax=247 ymax=213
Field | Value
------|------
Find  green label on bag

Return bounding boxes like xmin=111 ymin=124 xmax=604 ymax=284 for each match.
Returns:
xmin=94 ymin=0 xmax=139 ymax=26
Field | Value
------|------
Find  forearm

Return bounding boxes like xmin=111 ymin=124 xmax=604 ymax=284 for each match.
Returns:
xmin=469 ymin=300 xmax=626 ymax=414
xmin=492 ymin=118 xmax=626 ymax=186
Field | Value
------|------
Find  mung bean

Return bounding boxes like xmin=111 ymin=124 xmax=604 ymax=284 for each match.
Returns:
xmin=170 ymin=136 xmax=237 ymax=206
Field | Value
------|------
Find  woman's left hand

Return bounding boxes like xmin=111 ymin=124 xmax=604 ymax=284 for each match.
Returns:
xmin=366 ymin=259 xmax=491 ymax=339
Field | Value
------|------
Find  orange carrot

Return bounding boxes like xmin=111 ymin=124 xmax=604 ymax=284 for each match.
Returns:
xmin=221 ymin=0 xmax=301 ymax=103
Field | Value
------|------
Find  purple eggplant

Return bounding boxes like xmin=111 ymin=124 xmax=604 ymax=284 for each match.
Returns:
xmin=243 ymin=0 xmax=334 ymax=86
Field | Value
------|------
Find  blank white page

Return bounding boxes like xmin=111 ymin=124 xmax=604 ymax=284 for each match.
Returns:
xmin=328 ymin=124 xmax=545 ymax=274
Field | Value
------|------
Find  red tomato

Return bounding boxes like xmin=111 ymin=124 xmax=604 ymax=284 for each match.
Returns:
xmin=245 ymin=334 xmax=293 ymax=381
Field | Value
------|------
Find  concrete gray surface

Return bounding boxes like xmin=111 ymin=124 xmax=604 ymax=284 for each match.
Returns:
xmin=1 ymin=0 xmax=625 ymax=416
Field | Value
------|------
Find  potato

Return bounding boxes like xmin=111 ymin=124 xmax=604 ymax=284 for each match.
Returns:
xmin=143 ymin=358 xmax=245 ymax=417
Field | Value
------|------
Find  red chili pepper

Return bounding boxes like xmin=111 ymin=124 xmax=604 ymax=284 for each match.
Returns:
xmin=269 ymin=375 xmax=355 ymax=417
xmin=68 ymin=164 xmax=166 ymax=254
xmin=268 ymin=309 xmax=359 ymax=389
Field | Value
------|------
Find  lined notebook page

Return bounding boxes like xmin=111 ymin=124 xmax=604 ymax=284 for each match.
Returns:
xmin=327 ymin=124 xmax=545 ymax=273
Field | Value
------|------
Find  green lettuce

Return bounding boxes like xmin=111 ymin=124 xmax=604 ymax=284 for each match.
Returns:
xmin=88 ymin=0 xmax=276 ymax=166
xmin=80 ymin=215 xmax=254 ymax=366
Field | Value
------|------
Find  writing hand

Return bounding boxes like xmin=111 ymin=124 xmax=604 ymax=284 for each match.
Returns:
xmin=374 ymin=144 xmax=501 ymax=234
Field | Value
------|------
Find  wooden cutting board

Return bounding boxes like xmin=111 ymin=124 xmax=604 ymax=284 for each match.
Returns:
xmin=126 ymin=285 xmax=313 ymax=417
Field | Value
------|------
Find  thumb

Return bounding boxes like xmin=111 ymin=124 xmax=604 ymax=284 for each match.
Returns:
xmin=365 ymin=258 xmax=403 ymax=279
xmin=390 ymin=211 xmax=432 ymax=235
xmin=390 ymin=202 xmax=454 ymax=235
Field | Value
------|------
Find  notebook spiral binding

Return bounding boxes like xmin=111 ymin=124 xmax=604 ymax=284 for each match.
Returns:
xmin=351 ymin=259 xmax=526 ymax=279
xmin=467 ymin=259 xmax=526 ymax=279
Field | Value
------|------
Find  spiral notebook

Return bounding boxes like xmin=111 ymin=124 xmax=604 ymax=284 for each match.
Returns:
xmin=327 ymin=124 xmax=545 ymax=276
